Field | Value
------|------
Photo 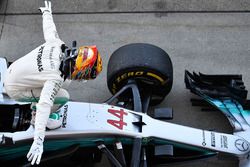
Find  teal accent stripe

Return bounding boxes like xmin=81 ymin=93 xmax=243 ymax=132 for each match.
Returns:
xmin=0 ymin=137 xmax=215 ymax=161
xmin=0 ymin=137 xmax=134 ymax=160
xmin=18 ymin=97 xmax=69 ymax=105
xmin=193 ymin=91 xmax=250 ymax=126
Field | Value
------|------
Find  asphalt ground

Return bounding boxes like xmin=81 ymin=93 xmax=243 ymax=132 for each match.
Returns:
xmin=0 ymin=1 xmax=250 ymax=167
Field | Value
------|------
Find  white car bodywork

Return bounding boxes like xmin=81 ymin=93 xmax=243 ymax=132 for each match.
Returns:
xmin=0 ymin=57 xmax=249 ymax=167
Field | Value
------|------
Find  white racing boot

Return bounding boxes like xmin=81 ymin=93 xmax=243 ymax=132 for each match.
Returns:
xmin=46 ymin=112 xmax=63 ymax=130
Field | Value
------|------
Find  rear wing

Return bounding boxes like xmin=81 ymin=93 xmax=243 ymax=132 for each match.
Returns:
xmin=0 ymin=57 xmax=8 ymax=99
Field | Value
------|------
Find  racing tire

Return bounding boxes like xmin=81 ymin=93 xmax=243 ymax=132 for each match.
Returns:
xmin=107 ymin=43 xmax=173 ymax=105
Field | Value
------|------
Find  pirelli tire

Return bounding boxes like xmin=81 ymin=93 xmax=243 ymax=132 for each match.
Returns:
xmin=107 ymin=43 xmax=173 ymax=105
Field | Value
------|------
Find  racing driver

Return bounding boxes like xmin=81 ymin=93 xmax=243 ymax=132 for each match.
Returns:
xmin=3 ymin=1 xmax=102 ymax=165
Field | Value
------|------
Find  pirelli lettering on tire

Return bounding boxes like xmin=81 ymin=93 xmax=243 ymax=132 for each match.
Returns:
xmin=115 ymin=71 xmax=144 ymax=83
xmin=112 ymin=71 xmax=167 ymax=93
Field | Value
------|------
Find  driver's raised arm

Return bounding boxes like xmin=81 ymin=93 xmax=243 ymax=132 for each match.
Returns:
xmin=39 ymin=1 xmax=60 ymax=42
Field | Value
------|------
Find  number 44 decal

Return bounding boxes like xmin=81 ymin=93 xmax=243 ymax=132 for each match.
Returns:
xmin=107 ymin=108 xmax=128 ymax=130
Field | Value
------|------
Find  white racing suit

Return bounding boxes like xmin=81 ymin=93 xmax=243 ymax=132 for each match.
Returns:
xmin=3 ymin=11 xmax=69 ymax=140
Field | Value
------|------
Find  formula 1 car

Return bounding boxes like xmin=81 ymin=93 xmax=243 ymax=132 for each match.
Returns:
xmin=0 ymin=43 xmax=249 ymax=167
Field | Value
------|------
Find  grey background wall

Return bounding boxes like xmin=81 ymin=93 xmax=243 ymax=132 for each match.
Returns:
xmin=1 ymin=0 xmax=250 ymax=13
xmin=0 ymin=0 xmax=250 ymax=167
